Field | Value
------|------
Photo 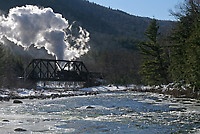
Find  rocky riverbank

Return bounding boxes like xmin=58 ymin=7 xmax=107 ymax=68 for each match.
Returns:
xmin=0 ymin=88 xmax=99 ymax=102
xmin=128 ymin=83 xmax=200 ymax=99
xmin=0 ymin=84 xmax=199 ymax=102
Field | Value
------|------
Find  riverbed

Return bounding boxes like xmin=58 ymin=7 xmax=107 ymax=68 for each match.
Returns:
xmin=0 ymin=91 xmax=199 ymax=133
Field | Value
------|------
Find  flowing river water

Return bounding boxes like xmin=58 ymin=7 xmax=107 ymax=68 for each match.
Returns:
xmin=0 ymin=91 xmax=199 ymax=134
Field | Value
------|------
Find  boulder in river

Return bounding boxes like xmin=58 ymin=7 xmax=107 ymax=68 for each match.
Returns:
xmin=13 ymin=100 xmax=23 ymax=104
xmin=86 ymin=105 xmax=95 ymax=109
xmin=2 ymin=119 xmax=9 ymax=122
xmin=14 ymin=128 xmax=27 ymax=132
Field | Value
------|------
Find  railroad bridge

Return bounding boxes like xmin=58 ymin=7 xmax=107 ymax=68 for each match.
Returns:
xmin=24 ymin=59 xmax=102 ymax=84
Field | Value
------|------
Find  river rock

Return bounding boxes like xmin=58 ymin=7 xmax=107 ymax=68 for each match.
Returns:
xmin=2 ymin=119 xmax=9 ymax=122
xmin=86 ymin=105 xmax=95 ymax=109
xmin=14 ymin=128 xmax=27 ymax=132
xmin=13 ymin=100 xmax=23 ymax=104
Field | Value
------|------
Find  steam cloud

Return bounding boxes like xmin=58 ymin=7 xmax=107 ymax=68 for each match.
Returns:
xmin=0 ymin=5 xmax=90 ymax=60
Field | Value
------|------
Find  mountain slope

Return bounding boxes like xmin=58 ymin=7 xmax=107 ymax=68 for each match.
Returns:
xmin=0 ymin=0 xmax=173 ymax=38
xmin=0 ymin=0 xmax=175 ymax=84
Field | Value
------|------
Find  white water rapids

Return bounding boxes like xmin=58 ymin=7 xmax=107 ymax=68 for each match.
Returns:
xmin=0 ymin=91 xmax=199 ymax=134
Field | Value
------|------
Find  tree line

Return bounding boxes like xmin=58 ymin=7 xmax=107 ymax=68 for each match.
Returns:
xmin=139 ymin=0 xmax=200 ymax=92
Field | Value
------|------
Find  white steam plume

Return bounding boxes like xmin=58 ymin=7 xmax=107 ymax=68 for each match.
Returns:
xmin=0 ymin=5 xmax=90 ymax=60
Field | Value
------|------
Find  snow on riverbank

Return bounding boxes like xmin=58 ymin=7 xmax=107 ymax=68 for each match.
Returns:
xmin=80 ymin=83 xmax=199 ymax=99
xmin=0 ymin=85 xmax=130 ymax=101
xmin=80 ymin=85 xmax=129 ymax=92
xmin=0 ymin=83 xmax=199 ymax=101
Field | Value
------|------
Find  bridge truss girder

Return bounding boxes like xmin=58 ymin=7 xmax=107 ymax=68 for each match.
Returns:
xmin=24 ymin=59 xmax=89 ymax=82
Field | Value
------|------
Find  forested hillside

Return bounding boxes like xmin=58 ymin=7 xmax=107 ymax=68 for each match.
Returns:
xmin=0 ymin=0 xmax=174 ymax=87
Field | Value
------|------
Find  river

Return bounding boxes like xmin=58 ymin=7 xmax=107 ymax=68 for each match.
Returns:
xmin=0 ymin=91 xmax=199 ymax=133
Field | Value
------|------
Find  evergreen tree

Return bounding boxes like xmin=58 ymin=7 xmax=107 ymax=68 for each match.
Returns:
xmin=139 ymin=19 xmax=169 ymax=85
xmin=170 ymin=0 xmax=200 ymax=89
xmin=0 ymin=43 xmax=24 ymax=88
xmin=186 ymin=18 xmax=200 ymax=89
xmin=0 ymin=44 xmax=4 ymax=76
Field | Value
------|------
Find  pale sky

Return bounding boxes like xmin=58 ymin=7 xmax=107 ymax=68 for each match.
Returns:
xmin=88 ymin=0 xmax=183 ymax=20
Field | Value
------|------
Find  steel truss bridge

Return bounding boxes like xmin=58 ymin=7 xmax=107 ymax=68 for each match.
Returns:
xmin=24 ymin=59 xmax=101 ymax=83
